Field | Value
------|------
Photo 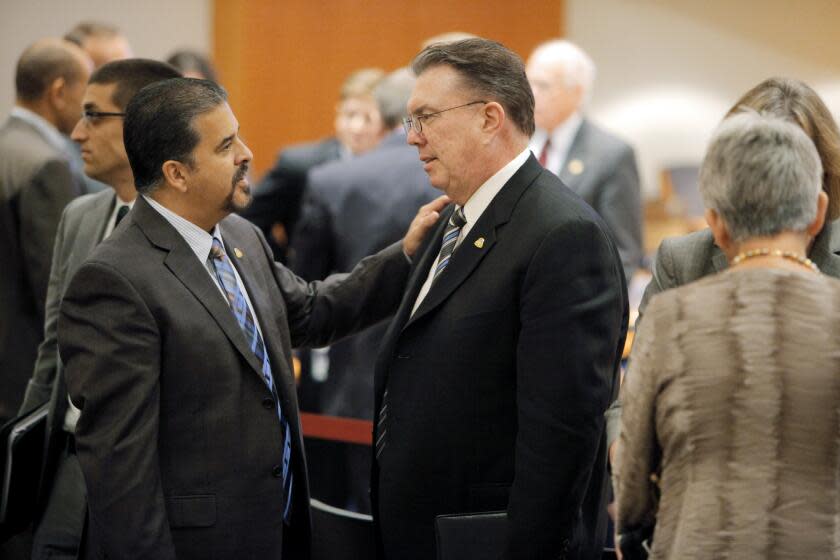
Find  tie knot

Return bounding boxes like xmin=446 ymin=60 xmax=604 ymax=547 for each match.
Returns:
xmin=210 ymin=238 xmax=225 ymax=260
xmin=449 ymin=206 xmax=467 ymax=228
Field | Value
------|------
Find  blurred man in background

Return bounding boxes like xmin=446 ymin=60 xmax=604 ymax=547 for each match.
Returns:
xmin=527 ymin=39 xmax=643 ymax=281
xmin=291 ymin=67 xmax=437 ymax=513
xmin=64 ymin=21 xmax=133 ymax=69
xmin=0 ymin=38 xmax=90 ymax=427
xmin=242 ymin=68 xmax=387 ymax=263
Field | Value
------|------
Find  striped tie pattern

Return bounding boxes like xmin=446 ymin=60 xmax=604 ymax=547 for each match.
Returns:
xmin=375 ymin=389 xmax=388 ymax=459
xmin=209 ymin=238 xmax=294 ymax=523
xmin=431 ymin=206 xmax=467 ymax=285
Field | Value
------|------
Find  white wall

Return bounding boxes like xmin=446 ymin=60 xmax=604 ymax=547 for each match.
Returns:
xmin=0 ymin=0 xmax=210 ymax=117
xmin=567 ymin=0 xmax=840 ymax=198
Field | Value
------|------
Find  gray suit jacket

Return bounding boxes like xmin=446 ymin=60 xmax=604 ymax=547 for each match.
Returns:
xmin=0 ymin=114 xmax=83 ymax=423
xmin=58 ymin=196 xmax=410 ymax=559
xmin=558 ymin=119 xmax=643 ymax=281
xmin=638 ymin=221 xmax=840 ymax=320
xmin=605 ymin=221 xmax=840 ymax=447
xmin=18 ymin=189 xmax=116 ymax=509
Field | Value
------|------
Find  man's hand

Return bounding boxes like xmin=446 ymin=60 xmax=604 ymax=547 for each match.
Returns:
xmin=402 ymin=195 xmax=451 ymax=258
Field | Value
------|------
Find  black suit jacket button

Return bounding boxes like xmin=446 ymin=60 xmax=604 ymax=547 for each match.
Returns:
xmin=272 ymin=464 xmax=283 ymax=478
xmin=262 ymin=397 xmax=274 ymax=409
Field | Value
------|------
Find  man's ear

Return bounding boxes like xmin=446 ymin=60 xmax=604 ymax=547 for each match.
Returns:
xmin=47 ymin=77 xmax=68 ymax=110
xmin=705 ymin=208 xmax=732 ymax=253
xmin=161 ymin=160 xmax=190 ymax=194
xmin=480 ymin=101 xmax=505 ymax=138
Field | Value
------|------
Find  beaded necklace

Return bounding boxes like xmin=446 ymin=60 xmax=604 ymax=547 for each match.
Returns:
xmin=730 ymin=248 xmax=820 ymax=273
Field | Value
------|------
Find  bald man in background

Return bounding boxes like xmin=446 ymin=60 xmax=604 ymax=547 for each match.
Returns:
xmin=0 ymin=38 xmax=90 ymax=426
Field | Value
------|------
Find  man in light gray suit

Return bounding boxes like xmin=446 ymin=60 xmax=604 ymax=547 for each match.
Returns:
xmin=526 ymin=39 xmax=643 ymax=281
xmin=17 ymin=59 xmax=181 ymax=560
xmin=0 ymin=39 xmax=91 ymax=426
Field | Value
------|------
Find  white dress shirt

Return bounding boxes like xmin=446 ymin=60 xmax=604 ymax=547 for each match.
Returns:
xmin=410 ymin=147 xmax=531 ymax=316
xmin=528 ymin=112 xmax=583 ymax=176
xmin=143 ymin=197 xmax=268 ymax=343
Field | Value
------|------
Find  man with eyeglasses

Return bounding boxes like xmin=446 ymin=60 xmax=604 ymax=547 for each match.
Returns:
xmin=371 ymin=38 xmax=628 ymax=560
xmin=0 ymin=39 xmax=91 ymax=435
xmin=16 ymin=58 xmax=181 ymax=560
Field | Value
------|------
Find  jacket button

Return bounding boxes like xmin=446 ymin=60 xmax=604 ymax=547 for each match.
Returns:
xmin=262 ymin=397 xmax=274 ymax=410
xmin=272 ymin=464 xmax=283 ymax=478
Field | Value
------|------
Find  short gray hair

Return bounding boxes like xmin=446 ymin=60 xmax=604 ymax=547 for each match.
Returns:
xmin=699 ymin=111 xmax=823 ymax=241
xmin=374 ymin=67 xmax=415 ymax=129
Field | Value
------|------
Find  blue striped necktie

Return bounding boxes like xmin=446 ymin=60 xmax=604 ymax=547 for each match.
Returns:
xmin=209 ymin=238 xmax=294 ymax=523
xmin=432 ymin=206 xmax=467 ymax=285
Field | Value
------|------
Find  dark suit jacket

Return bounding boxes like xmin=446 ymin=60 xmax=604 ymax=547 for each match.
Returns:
xmin=58 ymin=196 xmax=410 ymax=559
xmin=18 ymin=189 xmax=115 ymax=510
xmin=242 ymin=137 xmax=342 ymax=261
xmin=0 ymin=114 xmax=82 ymax=424
xmin=291 ymin=130 xmax=438 ymax=418
xmin=557 ymin=119 xmax=643 ymax=281
xmin=372 ymin=155 xmax=628 ymax=560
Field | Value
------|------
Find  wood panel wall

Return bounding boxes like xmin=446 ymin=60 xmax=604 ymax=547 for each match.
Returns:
xmin=213 ymin=0 xmax=564 ymax=177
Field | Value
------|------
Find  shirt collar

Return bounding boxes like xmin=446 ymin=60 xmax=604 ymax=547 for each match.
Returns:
xmin=462 ymin=147 xmax=531 ymax=225
xmin=529 ymin=111 xmax=583 ymax=168
xmin=10 ymin=106 xmax=68 ymax=152
xmin=143 ymin=195 xmax=222 ymax=263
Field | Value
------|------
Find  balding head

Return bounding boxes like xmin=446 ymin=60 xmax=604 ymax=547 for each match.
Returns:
xmin=15 ymin=39 xmax=92 ymax=134
xmin=16 ymin=38 xmax=90 ymax=102
xmin=527 ymin=40 xmax=595 ymax=131
xmin=65 ymin=21 xmax=132 ymax=68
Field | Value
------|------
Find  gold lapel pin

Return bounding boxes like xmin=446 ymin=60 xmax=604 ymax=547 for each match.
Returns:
xmin=234 ymin=248 xmax=244 ymax=258
xmin=474 ymin=237 xmax=485 ymax=249
xmin=568 ymin=159 xmax=585 ymax=175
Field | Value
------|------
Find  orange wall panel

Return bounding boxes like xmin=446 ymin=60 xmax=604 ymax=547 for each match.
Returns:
xmin=214 ymin=0 xmax=564 ymax=177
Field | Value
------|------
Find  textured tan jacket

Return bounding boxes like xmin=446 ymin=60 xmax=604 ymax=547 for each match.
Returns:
xmin=616 ymin=267 xmax=840 ymax=559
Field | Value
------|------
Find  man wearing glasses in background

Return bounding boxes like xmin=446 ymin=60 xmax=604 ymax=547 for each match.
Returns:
xmin=17 ymin=59 xmax=181 ymax=560
xmin=371 ymin=38 xmax=628 ymax=559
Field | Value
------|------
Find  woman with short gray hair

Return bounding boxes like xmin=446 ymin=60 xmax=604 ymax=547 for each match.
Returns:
xmin=614 ymin=111 xmax=840 ymax=559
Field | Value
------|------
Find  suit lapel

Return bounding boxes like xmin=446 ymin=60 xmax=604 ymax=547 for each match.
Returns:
xmin=84 ymin=190 xmax=116 ymax=244
xmin=559 ymin=120 xmax=588 ymax=190
xmin=405 ymin=155 xmax=543 ymax=330
xmin=133 ymin=198 xmax=265 ymax=379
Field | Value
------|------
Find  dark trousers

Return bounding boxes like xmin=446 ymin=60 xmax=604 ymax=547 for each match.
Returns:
xmin=31 ymin=436 xmax=86 ymax=560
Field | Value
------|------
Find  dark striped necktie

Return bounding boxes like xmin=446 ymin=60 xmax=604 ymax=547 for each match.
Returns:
xmin=209 ymin=238 xmax=294 ymax=523
xmin=431 ymin=206 xmax=467 ymax=285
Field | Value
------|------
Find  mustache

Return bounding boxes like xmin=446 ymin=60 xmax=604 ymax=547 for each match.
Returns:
xmin=232 ymin=164 xmax=249 ymax=186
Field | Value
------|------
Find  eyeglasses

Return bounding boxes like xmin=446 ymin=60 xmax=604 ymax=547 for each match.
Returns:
xmin=402 ymin=100 xmax=486 ymax=135
xmin=81 ymin=109 xmax=126 ymax=125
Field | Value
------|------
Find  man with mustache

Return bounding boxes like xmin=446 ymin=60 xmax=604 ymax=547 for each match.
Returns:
xmin=57 ymin=77 xmax=445 ymax=559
